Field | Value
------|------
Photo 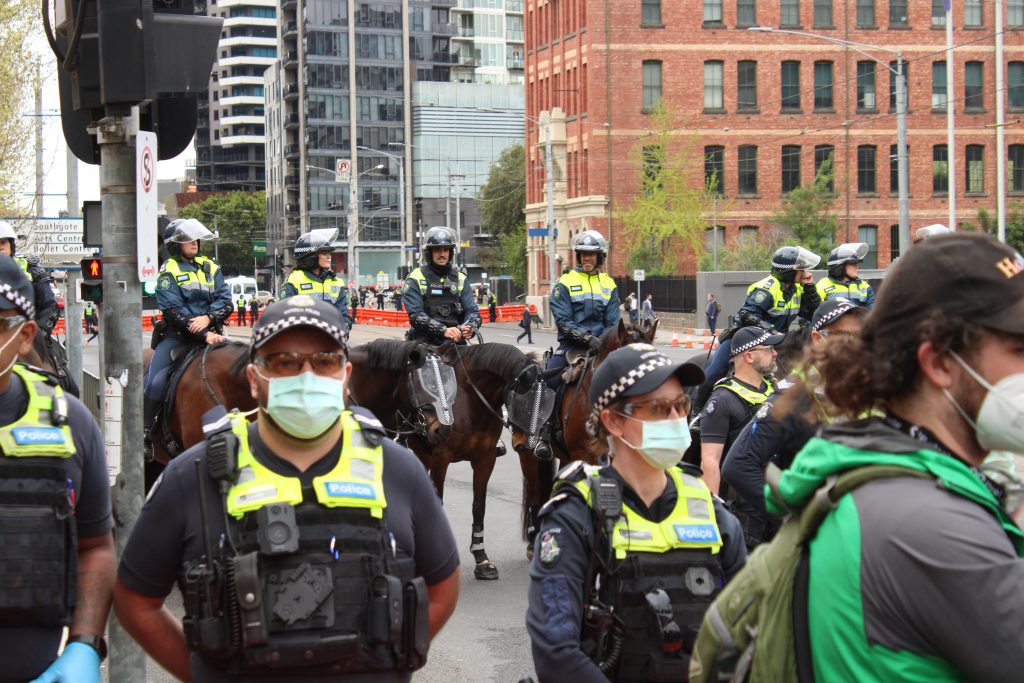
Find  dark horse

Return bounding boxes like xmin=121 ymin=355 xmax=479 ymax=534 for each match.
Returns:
xmin=348 ymin=339 xmax=546 ymax=580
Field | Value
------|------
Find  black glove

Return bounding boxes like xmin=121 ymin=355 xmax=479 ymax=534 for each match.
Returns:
xmin=586 ymin=335 xmax=602 ymax=354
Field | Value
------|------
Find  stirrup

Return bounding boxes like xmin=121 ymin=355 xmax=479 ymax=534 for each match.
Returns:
xmin=495 ymin=441 xmax=506 ymax=458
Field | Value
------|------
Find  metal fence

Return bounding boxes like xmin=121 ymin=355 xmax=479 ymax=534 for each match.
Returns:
xmin=81 ymin=370 xmax=102 ymax=422
xmin=613 ymin=276 xmax=698 ymax=313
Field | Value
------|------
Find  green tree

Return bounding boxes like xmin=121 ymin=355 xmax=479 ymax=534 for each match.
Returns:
xmin=0 ymin=0 xmax=38 ymax=216
xmin=970 ymin=204 xmax=1024 ymax=254
xmin=178 ymin=192 xmax=266 ymax=276
xmin=498 ymin=224 xmax=527 ymax=289
xmin=479 ymin=144 xmax=526 ymax=236
xmin=618 ymin=103 xmax=712 ymax=275
xmin=769 ymin=156 xmax=839 ymax=262
xmin=698 ymin=236 xmax=773 ymax=272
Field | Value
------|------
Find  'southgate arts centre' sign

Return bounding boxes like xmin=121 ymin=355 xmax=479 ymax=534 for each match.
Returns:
xmin=1 ymin=218 xmax=88 ymax=258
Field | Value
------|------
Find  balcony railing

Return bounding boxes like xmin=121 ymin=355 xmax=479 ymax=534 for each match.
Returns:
xmin=507 ymin=57 xmax=524 ymax=69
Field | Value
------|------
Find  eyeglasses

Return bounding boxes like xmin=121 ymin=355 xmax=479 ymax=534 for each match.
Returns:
xmin=750 ymin=346 xmax=777 ymax=354
xmin=617 ymin=396 xmax=691 ymax=420
xmin=253 ymin=351 xmax=346 ymax=377
xmin=0 ymin=315 xmax=27 ymax=331
xmin=818 ymin=329 xmax=856 ymax=338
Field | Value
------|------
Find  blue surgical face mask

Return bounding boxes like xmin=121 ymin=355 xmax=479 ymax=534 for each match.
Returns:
xmin=257 ymin=370 xmax=346 ymax=440
xmin=617 ymin=416 xmax=691 ymax=470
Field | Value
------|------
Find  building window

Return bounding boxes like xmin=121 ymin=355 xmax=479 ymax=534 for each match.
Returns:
xmin=1009 ymin=144 xmax=1024 ymax=193
xmin=857 ymin=145 xmax=877 ymax=194
xmin=889 ymin=61 xmax=907 ymax=111
xmin=704 ymin=0 xmax=723 ymax=23
xmin=641 ymin=0 xmax=661 ymax=26
xmin=739 ymin=225 xmax=760 ymax=243
xmin=965 ymin=61 xmax=984 ymax=110
xmin=738 ymin=60 xmax=758 ymax=111
xmin=856 ymin=61 xmax=877 ymax=110
xmin=814 ymin=61 xmax=833 ymax=110
xmin=736 ymin=0 xmax=756 ymax=26
xmin=705 ymin=226 xmax=726 ymax=254
xmin=859 ymin=225 xmax=878 ymax=268
xmin=964 ymin=0 xmax=982 ymax=27
xmin=704 ymin=60 xmax=724 ymax=110
xmin=856 ymin=0 xmax=875 ymax=27
xmin=1012 ymin=0 xmax=1024 ymax=27
xmin=890 ymin=224 xmax=900 ymax=262
xmin=781 ymin=61 xmax=801 ymax=111
xmin=931 ymin=0 xmax=946 ymax=27
xmin=889 ymin=0 xmax=907 ymax=27
xmin=642 ymin=60 xmax=662 ymax=111
xmin=705 ymin=145 xmax=725 ymax=194
xmin=932 ymin=61 xmax=947 ymax=110
xmin=738 ymin=144 xmax=758 ymax=195
xmin=890 ymin=144 xmax=898 ymax=194
xmin=1009 ymin=62 xmax=1024 ymax=109
xmin=966 ymin=144 xmax=985 ymax=193
xmin=933 ymin=144 xmax=949 ymax=194
xmin=781 ymin=0 xmax=800 ymax=26
xmin=782 ymin=145 xmax=801 ymax=193
xmin=814 ymin=144 xmax=835 ymax=192
xmin=813 ymin=0 xmax=832 ymax=26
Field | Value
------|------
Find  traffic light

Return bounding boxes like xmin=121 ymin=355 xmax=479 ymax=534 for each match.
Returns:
xmin=78 ymin=280 xmax=103 ymax=304
xmin=80 ymin=257 xmax=102 ymax=279
xmin=79 ymin=257 xmax=102 ymax=303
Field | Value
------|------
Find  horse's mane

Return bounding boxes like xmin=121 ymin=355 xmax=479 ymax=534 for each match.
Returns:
xmin=460 ymin=342 xmax=541 ymax=380
xmin=360 ymin=338 xmax=420 ymax=371
xmin=222 ymin=341 xmax=254 ymax=377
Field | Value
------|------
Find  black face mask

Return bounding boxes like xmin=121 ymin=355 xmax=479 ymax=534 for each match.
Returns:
xmin=428 ymin=259 xmax=451 ymax=276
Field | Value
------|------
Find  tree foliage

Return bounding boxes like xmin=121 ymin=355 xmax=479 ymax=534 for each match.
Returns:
xmin=967 ymin=204 xmax=1024 ymax=255
xmin=178 ymin=192 xmax=266 ymax=276
xmin=0 ymin=0 xmax=38 ymax=216
xmin=498 ymin=224 xmax=527 ymax=289
xmin=698 ymin=236 xmax=774 ymax=272
xmin=618 ymin=103 xmax=713 ymax=276
xmin=479 ymin=144 xmax=526 ymax=236
xmin=768 ymin=156 xmax=839 ymax=262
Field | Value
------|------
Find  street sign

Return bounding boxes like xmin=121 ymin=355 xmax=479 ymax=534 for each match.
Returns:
xmin=633 ymin=269 xmax=646 ymax=282
xmin=335 ymin=158 xmax=351 ymax=183
xmin=376 ymin=271 xmax=390 ymax=289
xmin=104 ymin=375 xmax=124 ymax=485
xmin=136 ymin=131 xmax=159 ymax=281
xmin=253 ymin=241 xmax=268 ymax=256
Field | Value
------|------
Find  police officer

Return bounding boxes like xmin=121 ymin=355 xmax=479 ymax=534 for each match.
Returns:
xmin=698 ymin=326 xmax=781 ymax=495
xmin=0 ymin=255 xmax=114 ymax=682
xmin=0 ymin=221 xmax=60 ymax=336
xmin=144 ymin=219 xmax=232 ymax=429
xmin=545 ymin=230 xmax=621 ymax=385
xmin=815 ymin=242 xmax=875 ymax=308
xmin=115 ymin=296 xmax=461 ymax=682
xmin=282 ymin=228 xmax=352 ymax=334
xmin=527 ymin=343 xmax=746 ymax=683
xmin=403 ymin=226 xmax=480 ymax=345
xmin=722 ymin=299 xmax=867 ymax=547
xmin=695 ymin=246 xmax=820 ymax=411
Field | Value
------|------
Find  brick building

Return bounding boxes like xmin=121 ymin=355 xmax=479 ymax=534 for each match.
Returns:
xmin=524 ymin=0 xmax=1024 ymax=294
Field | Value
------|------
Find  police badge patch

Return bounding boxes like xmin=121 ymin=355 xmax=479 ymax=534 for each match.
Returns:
xmin=752 ymin=290 xmax=768 ymax=304
xmin=539 ymin=530 xmax=561 ymax=566
xmin=704 ymin=400 xmax=717 ymax=415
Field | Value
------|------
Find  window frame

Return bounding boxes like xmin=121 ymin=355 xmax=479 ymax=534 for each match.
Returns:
xmin=890 ymin=224 xmax=900 ymax=262
xmin=642 ymin=60 xmax=663 ymax=112
xmin=737 ymin=60 xmax=759 ymax=112
xmin=965 ymin=61 xmax=984 ymax=111
xmin=932 ymin=61 xmax=948 ymax=111
xmin=856 ymin=0 xmax=875 ymax=28
xmin=1009 ymin=62 xmax=1024 ymax=110
xmin=933 ymin=144 xmax=949 ymax=195
xmin=641 ymin=0 xmax=662 ymax=26
xmin=704 ymin=145 xmax=725 ymax=194
xmin=736 ymin=0 xmax=757 ymax=26
xmin=738 ymin=144 xmax=759 ymax=195
xmin=814 ymin=144 xmax=835 ymax=193
xmin=966 ymin=144 xmax=985 ymax=194
xmin=964 ymin=0 xmax=982 ymax=27
xmin=704 ymin=60 xmax=725 ymax=112
xmin=930 ymin=0 xmax=946 ymax=28
xmin=888 ymin=0 xmax=908 ymax=27
xmin=858 ymin=225 xmax=878 ymax=269
xmin=813 ymin=60 xmax=834 ymax=110
xmin=781 ymin=60 xmax=801 ymax=111
xmin=856 ymin=61 xmax=877 ymax=112
xmin=813 ymin=0 xmax=832 ymax=27
xmin=1009 ymin=144 xmax=1024 ymax=193
xmin=780 ymin=0 xmax=800 ymax=27
xmin=857 ymin=144 xmax=877 ymax=195
xmin=782 ymin=144 xmax=802 ymax=194
xmin=703 ymin=0 xmax=723 ymax=25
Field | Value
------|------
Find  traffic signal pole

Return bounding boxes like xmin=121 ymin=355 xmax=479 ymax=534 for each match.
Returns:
xmin=93 ymin=113 xmax=146 ymax=680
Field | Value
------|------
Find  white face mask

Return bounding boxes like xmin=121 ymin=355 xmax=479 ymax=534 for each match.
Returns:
xmin=944 ymin=351 xmax=1024 ymax=453
xmin=0 ymin=322 xmax=24 ymax=377
xmin=617 ymin=416 xmax=692 ymax=470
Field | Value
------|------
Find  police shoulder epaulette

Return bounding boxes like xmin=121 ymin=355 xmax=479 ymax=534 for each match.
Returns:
xmin=349 ymin=407 xmax=386 ymax=446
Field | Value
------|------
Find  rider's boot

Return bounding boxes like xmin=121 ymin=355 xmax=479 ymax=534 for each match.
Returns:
xmin=143 ymin=395 xmax=158 ymax=445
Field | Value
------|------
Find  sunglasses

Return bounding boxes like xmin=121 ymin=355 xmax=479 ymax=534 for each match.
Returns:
xmin=617 ymin=396 xmax=691 ymax=420
xmin=253 ymin=351 xmax=346 ymax=377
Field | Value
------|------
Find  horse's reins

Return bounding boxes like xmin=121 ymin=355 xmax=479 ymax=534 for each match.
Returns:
xmin=199 ymin=344 xmax=222 ymax=406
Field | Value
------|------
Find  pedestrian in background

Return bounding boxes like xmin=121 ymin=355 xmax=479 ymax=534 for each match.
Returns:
xmin=85 ymin=301 xmax=99 ymax=344
xmin=627 ymin=292 xmax=639 ymax=323
xmin=236 ymin=296 xmax=247 ymax=326
xmin=376 ymin=289 xmax=385 ymax=310
xmin=488 ymin=293 xmax=497 ymax=323
xmin=350 ymin=287 xmax=359 ymax=324
xmin=642 ymin=293 xmax=654 ymax=322
xmin=517 ymin=305 xmax=533 ymax=344
xmin=706 ymin=292 xmax=720 ymax=335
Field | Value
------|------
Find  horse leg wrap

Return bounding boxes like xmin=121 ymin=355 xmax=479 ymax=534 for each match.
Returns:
xmin=471 ymin=527 xmax=498 ymax=580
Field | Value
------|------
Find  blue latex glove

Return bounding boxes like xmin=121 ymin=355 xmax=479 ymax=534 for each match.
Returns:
xmin=30 ymin=642 xmax=101 ymax=683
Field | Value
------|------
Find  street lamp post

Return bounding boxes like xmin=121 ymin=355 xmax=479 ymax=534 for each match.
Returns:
xmin=359 ymin=145 xmax=406 ymax=270
xmin=749 ymin=27 xmax=909 ymax=257
xmin=307 ymin=163 xmax=383 ymax=286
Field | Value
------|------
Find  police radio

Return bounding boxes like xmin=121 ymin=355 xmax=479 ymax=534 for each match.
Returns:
xmin=593 ymin=476 xmax=623 ymax=536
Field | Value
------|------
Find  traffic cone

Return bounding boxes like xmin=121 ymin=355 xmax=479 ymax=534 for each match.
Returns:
xmin=671 ymin=329 xmax=680 ymax=347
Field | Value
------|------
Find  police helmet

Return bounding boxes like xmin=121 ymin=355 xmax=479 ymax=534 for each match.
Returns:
xmin=294 ymin=228 xmax=338 ymax=269
xmin=771 ymin=245 xmax=820 ymax=283
xmin=915 ymin=224 xmax=952 ymax=241
xmin=827 ymin=242 xmax=869 ymax=279
xmin=0 ymin=222 xmax=16 ymax=253
xmin=573 ymin=230 xmax=608 ymax=267
xmin=163 ymin=218 xmax=215 ymax=258
xmin=422 ymin=226 xmax=457 ymax=264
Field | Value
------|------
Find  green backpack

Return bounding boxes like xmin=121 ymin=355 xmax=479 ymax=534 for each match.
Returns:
xmin=688 ymin=464 xmax=932 ymax=683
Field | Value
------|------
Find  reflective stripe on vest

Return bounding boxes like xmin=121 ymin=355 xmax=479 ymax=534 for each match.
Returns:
xmin=407 ymin=267 xmax=465 ymax=294
xmin=557 ymin=269 xmax=616 ymax=303
xmin=286 ymin=269 xmax=344 ymax=301
xmin=225 ymin=410 xmax=387 ymax=519
xmin=815 ymin=277 xmax=871 ymax=303
xmin=14 ymin=256 xmax=33 ymax=283
xmin=747 ymin=276 xmax=801 ymax=316
xmin=0 ymin=365 xmax=75 ymax=458
xmin=714 ymin=376 xmax=774 ymax=406
xmin=160 ymin=256 xmax=219 ymax=295
xmin=574 ymin=468 xmax=723 ymax=559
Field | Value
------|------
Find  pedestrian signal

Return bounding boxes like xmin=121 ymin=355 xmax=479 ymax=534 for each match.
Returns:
xmin=81 ymin=258 xmax=102 ymax=279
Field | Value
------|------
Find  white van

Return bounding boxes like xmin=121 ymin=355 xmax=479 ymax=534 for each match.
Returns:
xmin=224 ymin=276 xmax=258 ymax=302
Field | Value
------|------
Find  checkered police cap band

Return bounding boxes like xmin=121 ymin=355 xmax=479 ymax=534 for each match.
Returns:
xmin=594 ymin=355 xmax=674 ymax=412
xmin=731 ymin=330 xmax=774 ymax=358
xmin=0 ymin=282 xmax=34 ymax=320
xmin=812 ymin=300 xmax=857 ymax=332
xmin=251 ymin=314 xmax=346 ymax=353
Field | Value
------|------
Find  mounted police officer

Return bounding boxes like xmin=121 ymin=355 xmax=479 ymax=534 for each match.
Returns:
xmin=144 ymin=218 xmax=232 ymax=436
xmin=527 ymin=344 xmax=746 ymax=682
xmin=115 ymin=296 xmax=461 ymax=682
xmin=545 ymin=230 xmax=621 ymax=386
xmin=282 ymin=227 xmax=351 ymax=335
xmin=695 ymin=245 xmax=820 ymax=411
xmin=0 ymin=255 xmax=114 ymax=682
xmin=403 ymin=226 xmax=480 ymax=345
xmin=0 ymin=221 xmax=60 ymax=337
xmin=815 ymin=242 xmax=875 ymax=308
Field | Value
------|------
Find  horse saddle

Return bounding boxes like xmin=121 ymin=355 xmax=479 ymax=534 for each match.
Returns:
xmin=152 ymin=345 xmax=201 ymax=457
xmin=560 ymin=348 xmax=588 ymax=385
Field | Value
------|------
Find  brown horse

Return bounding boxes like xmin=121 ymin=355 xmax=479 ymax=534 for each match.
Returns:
xmin=348 ymin=339 xmax=546 ymax=580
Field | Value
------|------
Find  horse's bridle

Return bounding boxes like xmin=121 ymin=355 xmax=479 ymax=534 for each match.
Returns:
xmin=199 ymin=344 xmax=222 ymax=406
